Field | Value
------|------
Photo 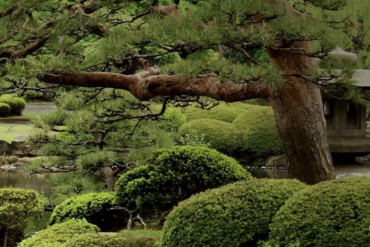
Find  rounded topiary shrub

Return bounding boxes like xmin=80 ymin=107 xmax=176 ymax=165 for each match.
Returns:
xmin=0 ymin=188 xmax=43 ymax=247
xmin=184 ymin=105 xmax=243 ymax=123
xmin=0 ymin=103 xmax=10 ymax=117
xmin=19 ymin=221 xmax=100 ymax=247
xmin=49 ymin=192 xmax=127 ymax=231
xmin=178 ymin=119 xmax=243 ymax=154
xmin=232 ymin=106 xmax=284 ymax=156
xmin=114 ymin=146 xmax=251 ymax=217
xmin=161 ymin=179 xmax=306 ymax=247
xmin=0 ymin=94 xmax=26 ymax=116
xmin=270 ymin=177 xmax=370 ymax=247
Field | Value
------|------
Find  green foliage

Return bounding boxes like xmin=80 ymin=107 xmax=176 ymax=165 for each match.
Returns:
xmin=49 ymin=193 xmax=115 ymax=225
xmin=0 ymin=94 xmax=26 ymax=116
xmin=152 ymin=105 xmax=187 ymax=131
xmin=232 ymin=106 xmax=284 ymax=156
xmin=0 ymin=188 xmax=43 ymax=247
xmin=178 ymin=119 xmax=243 ymax=154
xmin=161 ymin=179 xmax=307 ymax=247
xmin=184 ymin=105 xmax=243 ymax=123
xmin=0 ymin=102 xmax=10 ymax=117
xmin=245 ymin=99 xmax=270 ymax=106
xmin=19 ymin=221 xmax=100 ymax=247
xmin=62 ymin=230 xmax=162 ymax=247
xmin=114 ymin=146 xmax=250 ymax=216
xmin=269 ymin=177 xmax=370 ymax=247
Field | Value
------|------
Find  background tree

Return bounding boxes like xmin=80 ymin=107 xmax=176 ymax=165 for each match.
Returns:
xmin=1 ymin=0 xmax=370 ymax=184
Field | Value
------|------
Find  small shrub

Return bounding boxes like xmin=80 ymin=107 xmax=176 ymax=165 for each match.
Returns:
xmin=0 ymin=94 xmax=26 ymax=116
xmin=232 ymin=106 xmax=284 ymax=156
xmin=178 ymin=119 xmax=243 ymax=154
xmin=0 ymin=188 xmax=43 ymax=247
xmin=0 ymin=103 xmax=10 ymax=117
xmin=61 ymin=230 xmax=162 ymax=247
xmin=270 ymin=177 xmax=370 ymax=247
xmin=161 ymin=179 xmax=306 ymax=247
xmin=19 ymin=221 xmax=100 ymax=247
xmin=61 ymin=233 xmax=111 ymax=247
xmin=184 ymin=105 xmax=243 ymax=123
xmin=114 ymin=146 xmax=251 ymax=217
xmin=49 ymin=192 xmax=127 ymax=231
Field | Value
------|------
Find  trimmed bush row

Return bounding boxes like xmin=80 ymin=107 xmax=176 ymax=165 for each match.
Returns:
xmin=0 ymin=94 xmax=26 ymax=116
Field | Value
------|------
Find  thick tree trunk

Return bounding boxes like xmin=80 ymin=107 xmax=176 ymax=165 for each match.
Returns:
xmin=269 ymin=82 xmax=335 ymax=184
xmin=101 ymin=167 xmax=116 ymax=190
xmin=267 ymin=41 xmax=335 ymax=184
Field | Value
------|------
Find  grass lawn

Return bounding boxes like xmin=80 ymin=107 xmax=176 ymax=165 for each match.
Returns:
xmin=0 ymin=124 xmax=35 ymax=143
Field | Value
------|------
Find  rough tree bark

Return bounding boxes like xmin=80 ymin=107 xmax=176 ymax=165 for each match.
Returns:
xmin=267 ymin=41 xmax=335 ymax=184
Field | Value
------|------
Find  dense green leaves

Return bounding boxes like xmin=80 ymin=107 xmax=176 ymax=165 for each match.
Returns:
xmin=0 ymin=188 xmax=43 ymax=247
xmin=114 ymin=146 xmax=250 ymax=216
xmin=270 ymin=177 xmax=370 ymax=247
xmin=232 ymin=106 xmax=284 ymax=156
xmin=162 ymin=179 xmax=307 ymax=247
xmin=178 ymin=119 xmax=244 ymax=154
xmin=19 ymin=221 xmax=100 ymax=247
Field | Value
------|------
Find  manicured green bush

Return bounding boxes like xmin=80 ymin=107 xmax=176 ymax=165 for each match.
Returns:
xmin=62 ymin=233 xmax=110 ymax=247
xmin=184 ymin=105 xmax=243 ymax=123
xmin=49 ymin=192 xmax=127 ymax=231
xmin=0 ymin=188 xmax=43 ymax=247
xmin=0 ymin=103 xmax=10 ymax=117
xmin=19 ymin=221 xmax=100 ymax=247
xmin=152 ymin=105 xmax=187 ymax=131
xmin=114 ymin=146 xmax=250 ymax=218
xmin=0 ymin=94 xmax=26 ymax=116
xmin=161 ymin=179 xmax=307 ymax=247
xmin=62 ymin=230 xmax=162 ymax=247
xmin=232 ymin=106 xmax=284 ymax=156
xmin=269 ymin=177 xmax=370 ymax=247
xmin=178 ymin=119 xmax=243 ymax=154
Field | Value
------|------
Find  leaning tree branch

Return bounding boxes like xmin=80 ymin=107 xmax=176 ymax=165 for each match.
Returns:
xmin=40 ymin=68 xmax=270 ymax=101
xmin=0 ymin=4 xmax=19 ymax=18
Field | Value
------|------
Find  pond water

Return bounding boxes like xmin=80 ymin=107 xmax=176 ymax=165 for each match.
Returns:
xmin=251 ymin=163 xmax=370 ymax=179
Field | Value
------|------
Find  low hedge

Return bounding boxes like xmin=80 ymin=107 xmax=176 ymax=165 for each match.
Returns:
xmin=114 ymin=146 xmax=250 ymax=217
xmin=62 ymin=230 xmax=161 ymax=247
xmin=0 ymin=188 xmax=43 ymax=247
xmin=232 ymin=106 xmax=284 ymax=156
xmin=19 ymin=221 xmax=100 ymax=247
xmin=178 ymin=119 xmax=243 ymax=154
xmin=0 ymin=103 xmax=10 ymax=117
xmin=0 ymin=94 xmax=26 ymax=116
xmin=184 ymin=105 xmax=243 ymax=123
xmin=161 ymin=179 xmax=306 ymax=247
xmin=270 ymin=177 xmax=370 ymax=247
xmin=49 ymin=192 xmax=127 ymax=231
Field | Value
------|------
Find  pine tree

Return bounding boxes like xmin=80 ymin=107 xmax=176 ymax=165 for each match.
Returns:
xmin=1 ymin=0 xmax=370 ymax=184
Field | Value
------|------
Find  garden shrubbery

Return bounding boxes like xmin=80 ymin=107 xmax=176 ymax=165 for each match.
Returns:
xmin=49 ymin=192 xmax=127 ymax=231
xmin=152 ymin=105 xmax=187 ymax=131
xmin=19 ymin=221 xmax=100 ymax=247
xmin=0 ymin=188 xmax=43 ymax=247
xmin=61 ymin=230 xmax=161 ymax=247
xmin=0 ymin=94 xmax=26 ymax=116
xmin=270 ymin=177 xmax=370 ymax=247
xmin=0 ymin=103 xmax=11 ymax=117
xmin=184 ymin=105 xmax=244 ymax=123
xmin=114 ymin=146 xmax=250 ymax=219
xmin=161 ymin=179 xmax=306 ymax=247
xmin=232 ymin=106 xmax=284 ymax=156
xmin=178 ymin=119 xmax=243 ymax=154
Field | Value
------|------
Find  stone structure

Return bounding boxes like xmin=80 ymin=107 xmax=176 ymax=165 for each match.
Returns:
xmin=325 ymin=70 xmax=370 ymax=153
